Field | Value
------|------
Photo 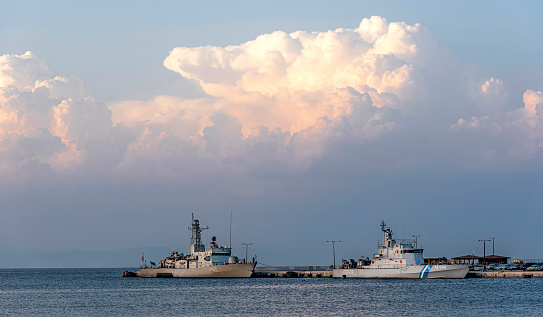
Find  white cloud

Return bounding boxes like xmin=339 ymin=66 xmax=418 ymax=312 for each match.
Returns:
xmin=2 ymin=17 xmax=543 ymax=181
xmin=163 ymin=16 xmax=456 ymax=111
xmin=0 ymin=51 xmax=52 ymax=89
xmin=0 ymin=52 xmax=112 ymax=175
xmin=155 ymin=16 xmax=543 ymax=172
xmin=523 ymin=89 xmax=543 ymax=116
xmin=452 ymin=88 xmax=543 ymax=165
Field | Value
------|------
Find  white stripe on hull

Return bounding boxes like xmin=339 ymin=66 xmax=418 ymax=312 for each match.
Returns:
xmin=333 ymin=265 xmax=469 ymax=279
xmin=137 ymin=263 xmax=256 ymax=278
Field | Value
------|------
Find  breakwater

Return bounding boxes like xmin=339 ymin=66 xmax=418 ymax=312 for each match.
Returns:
xmin=468 ymin=271 xmax=543 ymax=278
xmin=254 ymin=266 xmax=333 ymax=278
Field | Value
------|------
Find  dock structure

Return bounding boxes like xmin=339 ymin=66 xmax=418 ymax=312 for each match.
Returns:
xmin=468 ymin=271 xmax=543 ymax=278
xmin=254 ymin=266 xmax=333 ymax=278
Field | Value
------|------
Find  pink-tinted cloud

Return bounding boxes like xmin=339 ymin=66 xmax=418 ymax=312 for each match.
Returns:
xmin=2 ymin=17 xmax=542 ymax=181
xmin=0 ymin=52 xmax=111 ymax=175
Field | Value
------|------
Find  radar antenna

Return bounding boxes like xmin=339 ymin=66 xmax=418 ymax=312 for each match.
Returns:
xmin=412 ymin=234 xmax=420 ymax=248
xmin=189 ymin=213 xmax=209 ymax=246
xmin=380 ymin=220 xmax=387 ymax=232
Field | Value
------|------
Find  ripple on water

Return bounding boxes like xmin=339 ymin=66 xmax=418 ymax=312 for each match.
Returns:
xmin=0 ymin=269 xmax=542 ymax=316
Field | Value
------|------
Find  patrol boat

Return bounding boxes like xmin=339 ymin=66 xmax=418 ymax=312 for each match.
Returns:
xmin=333 ymin=221 xmax=469 ymax=279
xmin=135 ymin=214 xmax=256 ymax=278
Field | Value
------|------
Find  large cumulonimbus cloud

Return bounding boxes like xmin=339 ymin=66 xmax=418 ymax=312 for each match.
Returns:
xmin=0 ymin=51 xmax=112 ymax=177
xmin=1 ymin=17 xmax=542 ymax=181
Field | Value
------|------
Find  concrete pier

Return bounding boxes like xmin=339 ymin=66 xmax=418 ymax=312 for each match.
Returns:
xmin=254 ymin=266 xmax=333 ymax=278
xmin=468 ymin=271 xmax=543 ymax=278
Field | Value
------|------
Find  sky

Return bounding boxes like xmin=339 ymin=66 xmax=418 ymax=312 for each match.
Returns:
xmin=1 ymin=1 xmax=543 ymax=267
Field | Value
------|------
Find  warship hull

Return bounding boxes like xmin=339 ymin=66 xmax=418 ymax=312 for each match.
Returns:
xmin=333 ymin=264 xmax=469 ymax=279
xmin=137 ymin=262 xmax=256 ymax=278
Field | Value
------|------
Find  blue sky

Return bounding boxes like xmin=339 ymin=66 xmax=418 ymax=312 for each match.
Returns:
xmin=1 ymin=1 xmax=542 ymax=267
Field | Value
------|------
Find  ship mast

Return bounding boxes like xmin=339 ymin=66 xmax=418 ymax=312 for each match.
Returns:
xmin=380 ymin=220 xmax=393 ymax=245
xmin=189 ymin=213 xmax=209 ymax=246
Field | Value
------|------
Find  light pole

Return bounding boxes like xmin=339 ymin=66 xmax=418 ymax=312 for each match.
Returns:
xmin=478 ymin=239 xmax=491 ymax=271
xmin=489 ymin=237 xmax=495 ymax=255
xmin=242 ymin=243 xmax=253 ymax=263
xmin=326 ymin=240 xmax=341 ymax=269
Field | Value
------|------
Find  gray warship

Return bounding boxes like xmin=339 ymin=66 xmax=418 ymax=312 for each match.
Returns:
xmin=133 ymin=214 xmax=255 ymax=278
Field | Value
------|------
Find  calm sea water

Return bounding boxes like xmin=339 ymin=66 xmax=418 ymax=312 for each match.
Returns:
xmin=1 ymin=268 xmax=542 ymax=316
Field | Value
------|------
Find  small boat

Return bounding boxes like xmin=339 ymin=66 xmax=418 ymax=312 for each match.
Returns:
xmin=333 ymin=221 xmax=469 ymax=279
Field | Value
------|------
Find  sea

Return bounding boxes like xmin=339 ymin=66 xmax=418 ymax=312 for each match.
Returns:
xmin=1 ymin=268 xmax=542 ymax=316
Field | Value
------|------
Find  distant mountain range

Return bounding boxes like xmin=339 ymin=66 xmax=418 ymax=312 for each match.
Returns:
xmin=0 ymin=247 xmax=172 ymax=268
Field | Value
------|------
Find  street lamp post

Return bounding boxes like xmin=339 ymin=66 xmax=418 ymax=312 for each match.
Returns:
xmin=242 ymin=243 xmax=253 ymax=263
xmin=489 ymin=237 xmax=495 ymax=255
xmin=326 ymin=240 xmax=341 ymax=269
xmin=478 ymin=239 xmax=491 ymax=271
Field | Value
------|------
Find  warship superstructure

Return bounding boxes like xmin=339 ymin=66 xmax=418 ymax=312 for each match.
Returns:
xmin=135 ymin=214 xmax=255 ymax=278
xmin=333 ymin=221 xmax=469 ymax=278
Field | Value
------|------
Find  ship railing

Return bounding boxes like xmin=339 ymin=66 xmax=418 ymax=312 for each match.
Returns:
xmin=369 ymin=264 xmax=408 ymax=269
xmin=393 ymin=238 xmax=419 ymax=247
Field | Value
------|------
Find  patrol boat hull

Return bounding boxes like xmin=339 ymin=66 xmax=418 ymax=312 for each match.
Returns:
xmin=137 ymin=262 xmax=256 ymax=278
xmin=334 ymin=264 xmax=469 ymax=279
xmin=334 ymin=221 xmax=470 ymax=279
